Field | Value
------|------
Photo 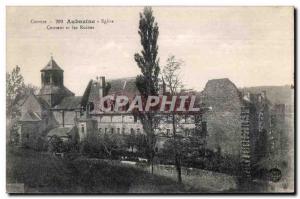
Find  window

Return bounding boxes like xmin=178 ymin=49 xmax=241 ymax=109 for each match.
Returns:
xmin=117 ymin=128 xmax=120 ymax=134
xmin=44 ymin=72 xmax=50 ymax=84
xmin=111 ymin=128 xmax=114 ymax=134
xmin=137 ymin=128 xmax=141 ymax=134
xmin=81 ymin=125 xmax=85 ymax=133
xmin=105 ymin=128 xmax=107 ymax=134
xmin=99 ymin=128 xmax=102 ymax=133
xmin=122 ymin=128 xmax=125 ymax=135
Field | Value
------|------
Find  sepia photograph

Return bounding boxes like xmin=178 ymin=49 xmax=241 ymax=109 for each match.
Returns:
xmin=6 ymin=6 xmax=294 ymax=193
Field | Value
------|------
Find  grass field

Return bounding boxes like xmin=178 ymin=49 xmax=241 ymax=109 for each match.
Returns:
xmin=6 ymin=147 xmax=202 ymax=193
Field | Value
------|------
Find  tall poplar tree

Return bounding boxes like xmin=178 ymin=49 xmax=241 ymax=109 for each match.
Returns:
xmin=134 ymin=7 xmax=160 ymax=173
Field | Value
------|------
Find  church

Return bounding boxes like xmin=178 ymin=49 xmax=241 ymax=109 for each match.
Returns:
xmin=17 ymin=57 xmax=83 ymax=149
xmin=17 ymin=57 xmax=200 ymax=150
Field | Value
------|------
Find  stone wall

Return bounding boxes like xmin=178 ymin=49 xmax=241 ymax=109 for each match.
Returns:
xmin=200 ymin=78 xmax=243 ymax=158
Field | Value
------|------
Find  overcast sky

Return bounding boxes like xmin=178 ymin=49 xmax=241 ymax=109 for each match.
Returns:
xmin=7 ymin=6 xmax=294 ymax=96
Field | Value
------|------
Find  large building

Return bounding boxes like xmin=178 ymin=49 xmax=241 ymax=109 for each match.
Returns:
xmin=15 ymin=57 xmax=286 ymax=178
xmin=16 ymin=57 xmax=202 ymax=149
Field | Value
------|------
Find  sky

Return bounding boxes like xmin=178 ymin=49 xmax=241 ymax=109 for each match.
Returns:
xmin=6 ymin=6 xmax=294 ymax=96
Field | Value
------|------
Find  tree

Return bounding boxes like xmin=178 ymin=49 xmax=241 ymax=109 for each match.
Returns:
xmin=125 ymin=131 xmax=136 ymax=153
xmin=134 ymin=7 xmax=160 ymax=174
xmin=6 ymin=66 xmax=41 ymax=144
xmin=48 ymin=136 xmax=64 ymax=153
xmin=135 ymin=133 xmax=148 ymax=157
xmin=7 ymin=66 xmax=40 ymax=118
xmin=22 ymin=84 xmax=39 ymax=95
xmin=162 ymin=56 xmax=184 ymax=94
xmin=101 ymin=133 xmax=126 ymax=159
xmin=6 ymin=65 xmax=24 ymax=118
xmin=162 ymin=55 xmax=184 ymax=183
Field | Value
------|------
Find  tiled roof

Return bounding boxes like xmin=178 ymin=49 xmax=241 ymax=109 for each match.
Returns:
xmin=20 ymin=111 xmax=42 ymax=122
xmin=14 ymin=93 xmax=50 ymax=110
xmin=41 ymin=57 xmax=63 ymax=71
xmin=81 ymin=77 xmax=139 ymax=107
xmin=13 ymin=93 xmax=28 ymax=107
xmin=54 ymin=96 xmax=82 ymax=110
xmin=108 ymin=77 xmax=139 ymax=97
xmin=80 ymin=77 xmax=140 ymax=114
xmin=38 ymin=85 xmax=74 ymax=96
xmin=35 ymin=96 xmax=50 ymax=109
xmin=47 ymin=127 xmax=73 ymax=138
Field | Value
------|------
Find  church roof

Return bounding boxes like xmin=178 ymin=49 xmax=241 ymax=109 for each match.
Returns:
xmin=20 ymin=111 xmax=42 ymax=122
xmin=41 ymin=57 xmax=63 ymax=71
xmin=14 ymin=93 xmax=50 ymax=110
xmin=38 ymin=85 xmax=74 ymax=96
xmin=53 ymin=96 xmax=82 ymax=110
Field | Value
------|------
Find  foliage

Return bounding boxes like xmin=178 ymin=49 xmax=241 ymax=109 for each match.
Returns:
xmin=162 ymin=55 xmax=184 ymax=94
xmin=161 ymin=55 xmax=185 ymax=183
xmin=6 ymin=66 xmax=24 ymax=118
xmin=135 ymin=133 xmax=148 ymax=156
xmin=159 ymin=137 xmax=238 ymax=175
xmin=134 ymin=7 xmax=161 ymax=171
xmin=125 ymin=131 xmax=136 ymax=152
xmin=48 ymin=135 xmax=78 ymax=153
xmin=48 ymin=136 xmax=65 ymax=153
xmin=6 ymin=66 xmax=24 ymax=103
xmin=9 ymin=123 xmax=20 ymax=145
xmin=102 ymin=133 xmax=126 ymax=159
xmin=7 ymin=67 xmax=39 ymax=117
xmin=80 ymin=132 xmax=126 ymax=159
xmin=134 ymin=7 xmax=160 ymax=98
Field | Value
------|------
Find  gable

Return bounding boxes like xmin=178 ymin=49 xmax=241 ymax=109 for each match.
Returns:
xmin=21 ymin=94 xmax=43 ymax=116
xmin=20 ymin=111 xmax=42 ymax=122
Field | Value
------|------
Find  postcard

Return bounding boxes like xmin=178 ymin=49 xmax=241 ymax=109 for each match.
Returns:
xmin=6 ymin=6 xmax=294 ymax=193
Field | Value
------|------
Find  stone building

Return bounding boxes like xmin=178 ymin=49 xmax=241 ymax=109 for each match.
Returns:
xmin=15 ymin=57 xmax=281 ymax=179
xmin=199 ymin=78 xmax=273 ymax=177
xmin=79 ymin=76 xmax=202 ymax=151
xmin=17 ymin=57 xmax=81 ymax=148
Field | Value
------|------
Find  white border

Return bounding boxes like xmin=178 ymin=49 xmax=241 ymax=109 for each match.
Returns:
xmin=0 ymin=0 xmax=298 ymax=198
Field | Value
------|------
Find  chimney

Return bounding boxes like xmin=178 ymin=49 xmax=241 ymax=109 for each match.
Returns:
xmin=97 ymin=76 xmax=106 ymax=98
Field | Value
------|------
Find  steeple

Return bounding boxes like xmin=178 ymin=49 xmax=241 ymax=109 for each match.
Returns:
xmin=38 ymin=56 xmax=74 ymax=107
xmin=40 ymin=56 xmax=64 ymax=87
xmin=41 ymin=55 xmax=63 ymax=72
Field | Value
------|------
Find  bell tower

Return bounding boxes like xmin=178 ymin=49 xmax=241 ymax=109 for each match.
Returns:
xmin=38 ymin=56 xmax=74 ymax=107
xmin=41 ymin=56 xmax=64 ymax=87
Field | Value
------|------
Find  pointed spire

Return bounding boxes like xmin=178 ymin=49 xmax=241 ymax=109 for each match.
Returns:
xmin=41 ymin=55 xmax=63 ymax=71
